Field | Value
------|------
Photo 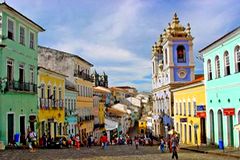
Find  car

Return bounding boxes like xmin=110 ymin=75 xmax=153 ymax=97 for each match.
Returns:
xmin=47 ymin=135 xmax=72 ymax=149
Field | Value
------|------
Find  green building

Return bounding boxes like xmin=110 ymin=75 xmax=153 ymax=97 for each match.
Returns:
xmin=200 ymin=26 xmax=240 ymax=148
xmin=64 ymin=81 xmax=78 ymax=136
xmin=0 ymin=3 xmax=44 ymax=147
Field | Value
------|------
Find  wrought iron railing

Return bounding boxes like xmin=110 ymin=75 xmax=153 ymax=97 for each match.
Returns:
xmin=6 ymin=80 xmax=37 ymax=93
xmin=39 ymin=98 xmax=64 ymax=109
xmin=73 ymin=70 xmax=93 ymax=82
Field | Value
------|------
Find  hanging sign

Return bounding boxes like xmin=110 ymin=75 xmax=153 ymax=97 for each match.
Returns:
xmin=223 ymin=108 xmax=235 ymax=116
xmin=196 ymin=112 xmax=206 ymax=118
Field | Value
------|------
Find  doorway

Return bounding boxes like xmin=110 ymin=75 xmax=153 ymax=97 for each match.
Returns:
xmin=184 ymin=124 xmax=187 ymax=143
xmin=200 ymin=118 xmax=206 ymax=144
xmin=227 ymin=116 xmax=234 ymax=146
xmin=209 ymin=110 xmax=215 ymax=144
xmin=217 ymin=110 xmax=224 ymax=143
xmin=8 ymin=114 xmax=14 ymax=144
xmin=20 ymin=116 xmax=25 ymax=143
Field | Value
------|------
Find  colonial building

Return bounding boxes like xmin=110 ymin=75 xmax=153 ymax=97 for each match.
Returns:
xmin=38 ymin=67 xmax=66 ymax=140
xmin=93 ymin=86 xmax=111 ymax=139
xmin=200 ymin=26 xmax=240 ymax=148
xmin=151 ymin=13 xmax=195 ymax=137
xmin=172 ymin=76 xmax=206 ymax=145
xmin=64 ymin=80 xmax=78 ymax=136
xmin=0 ymin=2 xmax=44 ymax=147
xmin=38 ymin=46 xmax=94 ymax=142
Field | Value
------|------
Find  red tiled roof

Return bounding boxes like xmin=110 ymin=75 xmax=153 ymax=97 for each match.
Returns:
xmin=185 ymin=76 xmax=204 ymax=85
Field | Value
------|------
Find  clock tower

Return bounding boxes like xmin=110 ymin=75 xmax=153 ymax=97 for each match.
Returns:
xmin=151 ymin=13 xmax=195 ymax=137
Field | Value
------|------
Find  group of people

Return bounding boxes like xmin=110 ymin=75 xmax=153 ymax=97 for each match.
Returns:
xmin=159 ymin=134 xmax=180 ymax=160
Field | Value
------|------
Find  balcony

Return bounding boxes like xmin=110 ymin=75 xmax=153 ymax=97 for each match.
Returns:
xmin=39 ymin=98 xmax=64 ymax=109
xmin=74 ymin=70 xmax=93 ymax=82
xmin=6 ymin=80 xmax=37 ymax=93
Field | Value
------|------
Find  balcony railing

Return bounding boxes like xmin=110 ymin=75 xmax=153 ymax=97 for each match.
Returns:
xmin=39 ymin=98 xmax=64 ymax=109
xmin=73 ymin=70 xmax=93 ymax=82
xmin=6 ymin=80 xmax=37 ymax=93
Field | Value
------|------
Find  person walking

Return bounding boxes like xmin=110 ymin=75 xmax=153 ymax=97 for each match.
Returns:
xmin=134 ymin=136 xmax=139 ymax=150
xmin=171 ymin=134 xmax=179 ymax=160
xmin=87 ymin=136 xmax=91 ymax=148
xmin=160 ymin=138 xmax=165 ymax=153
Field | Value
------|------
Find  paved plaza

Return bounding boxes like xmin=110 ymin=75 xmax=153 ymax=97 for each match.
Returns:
xmin=0 ymin=145 xmax=239 ymax=160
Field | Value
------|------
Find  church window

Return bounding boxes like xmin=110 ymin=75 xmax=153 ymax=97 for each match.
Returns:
xmin=165 ymin=49 xmax=168 ymax=65
xmin=177 ymin=45 xmax=186 ymax=63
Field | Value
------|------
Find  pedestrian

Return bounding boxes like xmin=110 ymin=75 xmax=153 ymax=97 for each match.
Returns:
xmin=134 ymin=136 xmax=139 ymax=150
xmin=171 ymin=134 xmax=179 ymax=160
xmin=28 ymin=129 xmax=37 ymax=152
xmin=87 ymin=136 xmax=91 ymax=148
xmin=42 ymin=133 xmax=47 ymax=148
xmin=160 ymin=138 xmax=165 ymax=153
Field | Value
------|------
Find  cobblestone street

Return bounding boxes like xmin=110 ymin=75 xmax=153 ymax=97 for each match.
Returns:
xmin=0 ymin=145 xmax=239 ymax=160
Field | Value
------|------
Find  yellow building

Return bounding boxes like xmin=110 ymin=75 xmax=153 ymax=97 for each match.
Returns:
xmin=172 ymin=76 xmax=206 ymax=145
xmin=93 ymin=86 xmax=111 ymax=138
xmin=73 ymin=57 xmax=94 ymax=141
xmin=38 ymin=67 xmax=66 ymax=139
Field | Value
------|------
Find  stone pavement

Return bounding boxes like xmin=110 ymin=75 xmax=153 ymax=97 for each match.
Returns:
xmin=0 ymin=145 xmax=239 ymax=160
xmin=180 ymin=144 xmax=240 ymax=159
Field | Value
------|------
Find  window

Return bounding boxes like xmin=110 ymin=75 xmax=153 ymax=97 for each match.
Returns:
xmin=41 ymin=84 xmax=45 ymax=98
xmin=7 ymin=59 xmax=13 ymax=81
xmin=29 ymin=32 xmax=35 ymax=49
xmin=53 ymin=87 xmax=56 ymax=107
xmin=193 ymin=101 xmax=197 ymax=117
xmin=19 ymin=64 xmax=24 ymax=83
xmin=165 ymin=49 xmax=168 ymax=65
xmin=180 ymin=102 xmax=182 ymax=115
xmin=189 ymin=125 xmax=192 ymax=143
xmin=7 ymin=19 xmax=14 ymax=40
xmin=30 ymin=66 xmax=34 ymax=84
xmin=235 ymin=45 xmax=240 ymax=73
xmin=215 ymin=56 xmax=220 ymax=78
xmin=19 ymin=26 xmax=25 ymax=45
xmin=207 ymin=59 xmax=212 ymax=80
xmin=177 ymin=45 xmax=186 ymax=63
xmin=65 ymin=99 xmax=67 ymax=110
xmin=47 ymin=85 xmax=51 ymax=107
xmin=74 ymin=99 xmax=76 ymax=110
xmin=188 ymin=101 xmax=191 ymax=116
xmin=183 ymin=102 xmax=186 ymax=116
xmin=59 ymin=88 xmax=62 ymax=100
xmin=68 ymin=99 xmax=70 ymax=110
xmin=175 ymin=102 xmax=178 ymax=115
xmin=224 ymin=51 xmax=230 ymax=76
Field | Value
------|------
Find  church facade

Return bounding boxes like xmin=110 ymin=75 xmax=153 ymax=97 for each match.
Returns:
xmin=151 ymin=13 xmax=195 ymax=137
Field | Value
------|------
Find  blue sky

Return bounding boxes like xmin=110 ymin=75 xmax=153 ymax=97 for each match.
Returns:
xmin=7 ymin=0 xmax=240 ymax=91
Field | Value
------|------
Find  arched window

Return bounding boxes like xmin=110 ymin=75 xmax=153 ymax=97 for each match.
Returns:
xmin=177 ymin=45 xmax=186 ymax=63
xmin=235 ymin=45 xmax=240 ymax=72
xmin=207 ymin=59 xmax=212 ymax=80
xmin=215 ymin=56 xmax=220 ymax=78
xmin=224 ymin=51 xmax=230 ymax=76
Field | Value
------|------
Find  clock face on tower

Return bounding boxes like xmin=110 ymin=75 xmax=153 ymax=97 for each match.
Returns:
xmin=177 ymin=69 xmax=187 ymax=79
